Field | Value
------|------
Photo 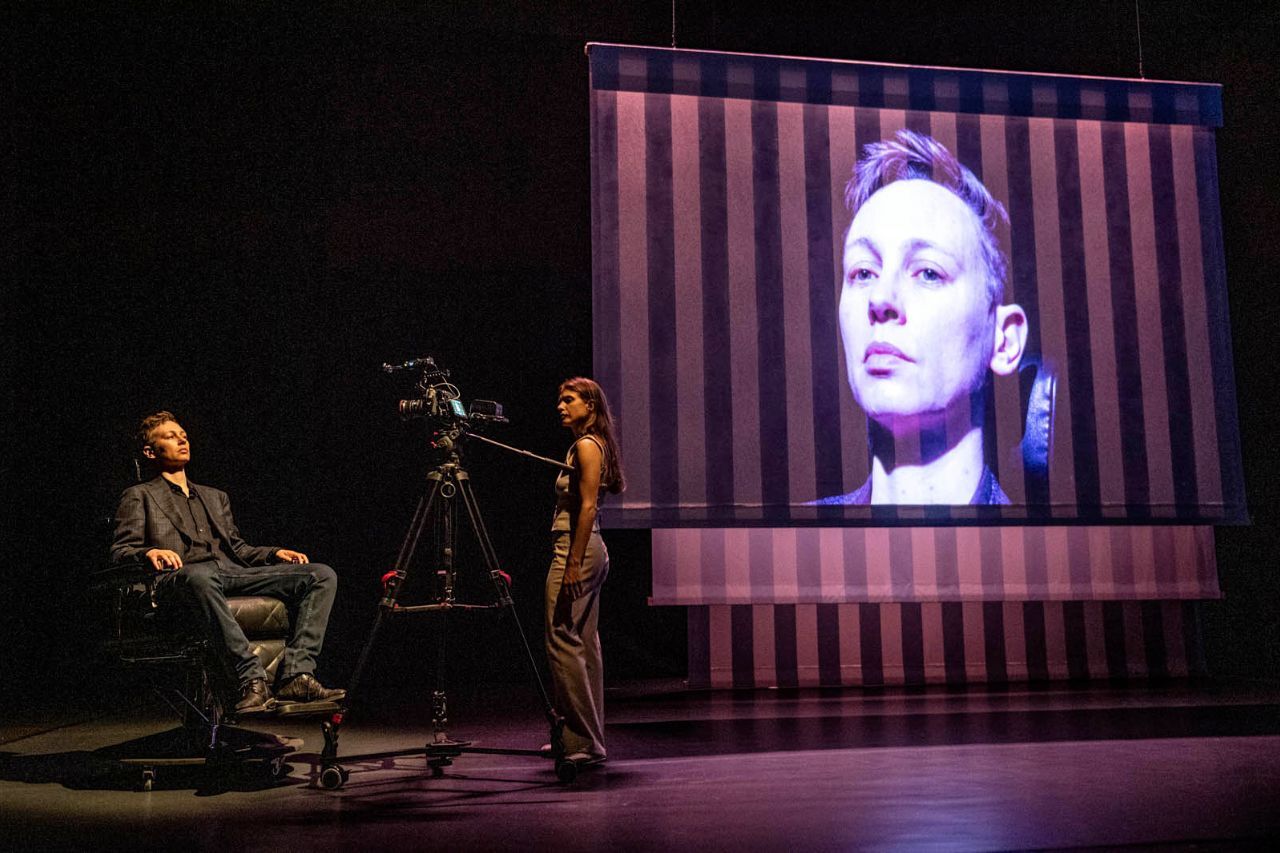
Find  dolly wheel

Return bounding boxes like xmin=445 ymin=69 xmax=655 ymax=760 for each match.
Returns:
xmin=319 ymin=764 xmax=348 ymax=790
xmin=555 ymin=759 xmax=578 ymax=783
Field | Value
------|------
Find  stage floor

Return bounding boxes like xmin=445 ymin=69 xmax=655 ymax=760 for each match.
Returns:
xmin=3 ymin=679 xmax=1279 ymax=851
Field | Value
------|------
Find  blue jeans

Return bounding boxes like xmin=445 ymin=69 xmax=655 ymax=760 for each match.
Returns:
xmin=157 ymin=559 xmax=337 ymax=686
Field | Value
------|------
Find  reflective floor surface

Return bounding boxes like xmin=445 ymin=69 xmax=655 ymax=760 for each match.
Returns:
xmin=3 ymin=679 xmax=1279 ymax=851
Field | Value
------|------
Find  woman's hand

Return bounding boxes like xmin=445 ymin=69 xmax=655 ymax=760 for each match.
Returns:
xmin=563 ymin=557 xmax=585 ymax=598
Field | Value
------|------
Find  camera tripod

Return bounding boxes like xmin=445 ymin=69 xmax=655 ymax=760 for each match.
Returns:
xmin=317 ymin=431 xmax=583 ymax=786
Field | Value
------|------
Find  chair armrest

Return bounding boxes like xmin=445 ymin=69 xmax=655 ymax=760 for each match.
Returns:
xmin=89 ymin=561 xmax=160 ymax=591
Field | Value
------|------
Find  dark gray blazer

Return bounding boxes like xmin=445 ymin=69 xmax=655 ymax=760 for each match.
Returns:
xmin=111 ymin=476 xmax=280 ymax=567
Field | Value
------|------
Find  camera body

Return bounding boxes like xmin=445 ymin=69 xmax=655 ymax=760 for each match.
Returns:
xmin=397 ymin=392 xmax=470 ymax=422
xmin=386 ymin=356 xmax=508 ymax=430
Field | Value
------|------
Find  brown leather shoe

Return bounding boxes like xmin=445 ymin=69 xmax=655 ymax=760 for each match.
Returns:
xmin=234 ymin=678 xmax=274 ymax=714
xmin=275 ymin=673 xmax=346 ymax=703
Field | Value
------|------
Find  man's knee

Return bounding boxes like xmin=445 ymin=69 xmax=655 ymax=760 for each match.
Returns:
xmin=169 ymin=562 xmax=222 ymax=598
xmin=307 ymin=563 xmax=337 ymax=588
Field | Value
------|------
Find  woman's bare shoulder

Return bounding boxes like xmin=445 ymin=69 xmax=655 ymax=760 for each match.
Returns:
xmin=576 ymin=435 xmax=604 ymax=455
xmin=574 ymin=435 xmax=605 ymax=458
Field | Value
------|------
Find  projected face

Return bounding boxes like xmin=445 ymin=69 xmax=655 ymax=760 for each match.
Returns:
xmin=839 ymin=179 xmax=1009 ymax=432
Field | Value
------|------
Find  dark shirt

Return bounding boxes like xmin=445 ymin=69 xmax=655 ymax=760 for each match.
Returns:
xmin=165 ymin=479 xmax=233 ymax=564
xmin=812 ymin=465 xmax=1011 ymax=506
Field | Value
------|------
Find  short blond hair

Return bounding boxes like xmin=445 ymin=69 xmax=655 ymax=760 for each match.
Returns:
xmin=136 ymin=410 xmax=179 ymax=451
xmin=846 ymin=129 xmax=1010 ymax=305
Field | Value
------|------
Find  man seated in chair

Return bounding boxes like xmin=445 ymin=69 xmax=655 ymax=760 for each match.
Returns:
xmin=111 ymin=410 xmax=345 ymax=714
xmin=816 ymin=129 xmax=1029 ymax=505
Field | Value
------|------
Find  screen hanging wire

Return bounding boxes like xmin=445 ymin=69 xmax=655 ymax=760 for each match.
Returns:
xmin=672 ymin=0 xmax=677 ymax=48
xmin=1134 ymin=0 xmax=1146 ymax=78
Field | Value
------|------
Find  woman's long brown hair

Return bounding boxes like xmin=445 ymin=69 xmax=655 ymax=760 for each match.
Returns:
xmin=560 ymin=377 xmax=626 ymax=494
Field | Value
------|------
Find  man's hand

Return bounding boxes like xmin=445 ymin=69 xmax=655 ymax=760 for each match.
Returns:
xmin=276 ymin=549 xmax=309 ymax=564
xmin=146 ymin=548 xmax=183 ymax=571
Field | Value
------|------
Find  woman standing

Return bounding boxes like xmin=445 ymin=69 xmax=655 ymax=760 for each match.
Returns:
xmin=547 ymin=377 xmax=624 ymax=764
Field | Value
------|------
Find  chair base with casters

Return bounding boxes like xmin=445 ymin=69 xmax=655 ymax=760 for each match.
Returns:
xmin=94 ymin=720 xmax=298 ymax=792
xmin=89 ymin=562 xmax=336 ymax=790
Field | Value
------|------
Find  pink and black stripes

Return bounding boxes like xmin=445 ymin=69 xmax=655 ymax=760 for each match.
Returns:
xmin=685 ymin=599 xmax=1208 ymax=688
xmin=588 ymin=45 xmax=1245 ymax=526
xmin=650 ymin=526 xmax=1219 ymax=604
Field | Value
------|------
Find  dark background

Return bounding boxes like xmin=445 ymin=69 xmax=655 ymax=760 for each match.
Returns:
xmin=5 ymin=2 xmax=1278 ymax=704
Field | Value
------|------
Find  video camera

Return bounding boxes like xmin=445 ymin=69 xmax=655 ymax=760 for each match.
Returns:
xmin=382 ymin=356 xmax=508 ymax=430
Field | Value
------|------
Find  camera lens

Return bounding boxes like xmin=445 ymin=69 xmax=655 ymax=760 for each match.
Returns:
xmin=398 ymin=399 xmax=428 ymax=419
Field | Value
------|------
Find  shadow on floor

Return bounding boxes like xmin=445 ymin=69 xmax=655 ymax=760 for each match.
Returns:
xmin=0 ymin=724 xmax=301 ymax=794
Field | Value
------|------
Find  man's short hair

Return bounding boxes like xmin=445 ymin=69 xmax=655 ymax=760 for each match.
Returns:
xmin=845 ymin=129 xmax=1010 ymax=305
xmin=136 ymin=410 xmax=178 ymax=451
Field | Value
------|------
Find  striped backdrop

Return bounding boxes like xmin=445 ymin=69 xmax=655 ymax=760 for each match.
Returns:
xmin=589 ymin=44 xmax=1245 ymax=526
xmin=686 ymin=600 xmax=1208 ymax=688
xmin=651 ymin=525 xmax=1219 ymax=604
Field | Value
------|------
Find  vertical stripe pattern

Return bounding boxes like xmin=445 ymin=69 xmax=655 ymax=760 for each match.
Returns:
xmin=589 ymin=46 xmax=1244 ymax=526
xmin=650 ymin=525 xmax=1220 ymax=604
xmin=688 ymin=599 xmax=1210 ymax=688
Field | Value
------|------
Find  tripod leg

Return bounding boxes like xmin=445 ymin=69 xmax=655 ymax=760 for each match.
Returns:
xmin=454 ymin=474 xmax=566 ymax=745
xmin=391 ymin=469 xmax=448 ymax=596
xmin=320 ymin=475 xmax=446 ymax=765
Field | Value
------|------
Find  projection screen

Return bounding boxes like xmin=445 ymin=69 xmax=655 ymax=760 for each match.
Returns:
xmin=589 ymin=44 xmax=1246 ymax=526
